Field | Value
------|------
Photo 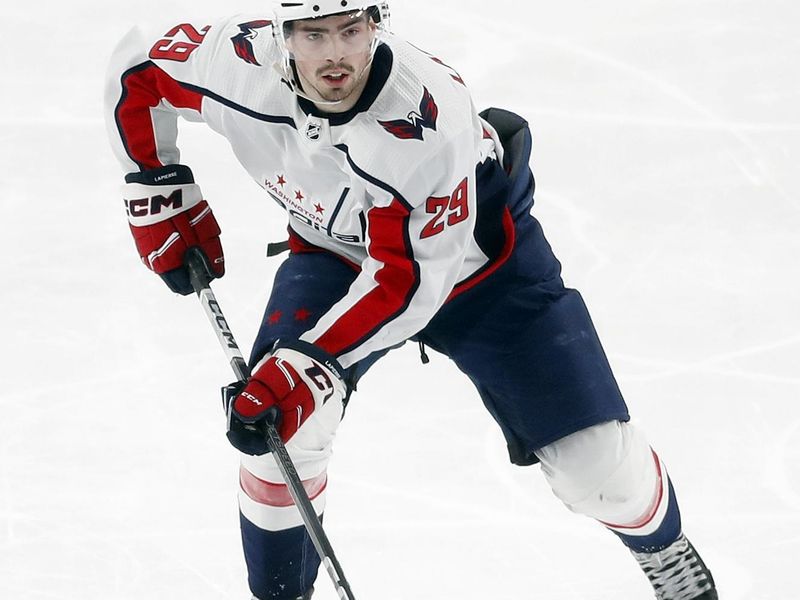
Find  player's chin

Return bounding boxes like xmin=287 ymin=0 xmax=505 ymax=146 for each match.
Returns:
xmin=318 ymin=83 xmax=354 ymax=102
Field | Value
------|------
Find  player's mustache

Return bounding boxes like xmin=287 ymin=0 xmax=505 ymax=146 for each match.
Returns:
xmin=316 ymin=63 xmax=355 ymax=77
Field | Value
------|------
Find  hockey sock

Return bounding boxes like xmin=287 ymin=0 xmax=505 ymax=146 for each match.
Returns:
xmin=240 ymin=512 xmax=320 ymax=600
xmin=604 ymin=475 xmax=683 ymax=553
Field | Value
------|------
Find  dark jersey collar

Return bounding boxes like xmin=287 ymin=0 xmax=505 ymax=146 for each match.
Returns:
xmin=296 ymin=43 xmax=393 ymax=126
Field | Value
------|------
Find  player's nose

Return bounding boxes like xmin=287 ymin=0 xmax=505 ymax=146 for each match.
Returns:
xmin=325 ymin=38 xmax=349 ymax=63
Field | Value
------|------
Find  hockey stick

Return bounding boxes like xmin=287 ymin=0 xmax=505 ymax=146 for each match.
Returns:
xmin=183 ymin=247 xmax=358 ymax=600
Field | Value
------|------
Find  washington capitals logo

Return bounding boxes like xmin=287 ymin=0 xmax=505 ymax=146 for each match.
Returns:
xmin=378 ymin=87 xmax=439 ymax=141
xmin=231 ymin=20 xmax=272 ymax=66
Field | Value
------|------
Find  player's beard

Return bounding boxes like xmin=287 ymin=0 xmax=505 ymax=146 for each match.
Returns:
xmin=300 ymin=57 xmax=371 ymax=106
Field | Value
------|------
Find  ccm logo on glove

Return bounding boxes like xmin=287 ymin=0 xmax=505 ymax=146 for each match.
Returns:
xmin=125 ymin=189 xmax=186 ymax=219
xmin=239 ymin=390 xmax=264 ymax=407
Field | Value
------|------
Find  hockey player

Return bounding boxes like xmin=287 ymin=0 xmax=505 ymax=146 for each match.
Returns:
xmin=104 ymin=2 xmax=718 ymax=599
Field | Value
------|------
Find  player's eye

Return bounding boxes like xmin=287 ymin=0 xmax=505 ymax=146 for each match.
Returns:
xmin=341 ymin=26 xmax=364 ymax=39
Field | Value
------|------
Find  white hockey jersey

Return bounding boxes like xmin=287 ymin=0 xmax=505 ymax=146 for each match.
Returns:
xmin=104 ymin=15 xmax=510 ymax=369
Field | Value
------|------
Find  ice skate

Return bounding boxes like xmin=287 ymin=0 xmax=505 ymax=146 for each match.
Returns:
xmin=632 ymin=534 xmax=717 ymax=600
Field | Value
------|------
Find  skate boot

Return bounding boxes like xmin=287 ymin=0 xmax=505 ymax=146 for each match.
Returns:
xmin=631 ymin=534 xmax=717 ymax=600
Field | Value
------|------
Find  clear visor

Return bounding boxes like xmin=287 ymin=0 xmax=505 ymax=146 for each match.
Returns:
xmin=283 ymin=11 xmax=377 ymax=62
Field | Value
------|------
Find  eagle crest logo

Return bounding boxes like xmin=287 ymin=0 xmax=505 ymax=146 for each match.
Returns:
xmin=378 ymin=87 xmax=439 ymax=141
xmin=231 ymin=20 xmax=272 ymax=66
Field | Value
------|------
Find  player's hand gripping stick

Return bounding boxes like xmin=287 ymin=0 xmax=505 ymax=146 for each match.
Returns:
xmin=183 ymin=247 xmax=358 ymax=600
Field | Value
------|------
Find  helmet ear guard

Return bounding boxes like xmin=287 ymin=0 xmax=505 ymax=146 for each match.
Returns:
xmin=367 ymin=3 xmax=390 ymax=25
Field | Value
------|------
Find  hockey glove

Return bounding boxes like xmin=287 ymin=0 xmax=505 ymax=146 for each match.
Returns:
xmin=123 ymin=164 xmax=224 ymax=295
xmin=226 ymin=341 xmax=346 ymax=455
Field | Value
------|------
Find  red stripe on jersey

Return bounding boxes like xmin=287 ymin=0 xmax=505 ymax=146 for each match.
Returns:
xmin=447 ymin=206 xmax=515 ymax=302
xmin=600 ymin=450 xmax=665 ymax=530
xmin=239 ymin=467 xmax=328 ymax=508
xmin=115 ymin=63 xmax=204 ymax=170
xmin=312 ymin=199 xmax=418 ymax=358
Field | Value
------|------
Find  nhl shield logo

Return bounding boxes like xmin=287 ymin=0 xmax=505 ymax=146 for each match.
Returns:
xmin=306 ymin=122 xmax=322 ymax=141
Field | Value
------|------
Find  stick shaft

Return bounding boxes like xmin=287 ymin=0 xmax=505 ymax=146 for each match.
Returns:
xmin=196 ymin=286 xmax=250 ymax=380
xmin=264 ymin=425 xmax=356 ymax=599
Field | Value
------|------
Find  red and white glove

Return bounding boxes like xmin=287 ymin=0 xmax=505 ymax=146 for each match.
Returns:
xmin=226 ymin=341 xmax=347 ymax=455
xmin=123 ymin=164 xmax=224 ymax=295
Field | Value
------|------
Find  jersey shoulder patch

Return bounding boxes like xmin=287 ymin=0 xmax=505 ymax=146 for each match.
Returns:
xmin=378 ymin=87 xmax=439 ymax=141
xmin=230 ymin=19 xmax=274 ymax=66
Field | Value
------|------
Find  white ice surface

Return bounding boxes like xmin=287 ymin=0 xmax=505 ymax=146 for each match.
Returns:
xmin=1 ymin=1 xmax=798 ymax=598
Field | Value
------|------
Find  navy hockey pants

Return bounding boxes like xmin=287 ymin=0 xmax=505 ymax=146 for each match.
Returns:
xmin=251 ymin=212 xmax=630 ymax=463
